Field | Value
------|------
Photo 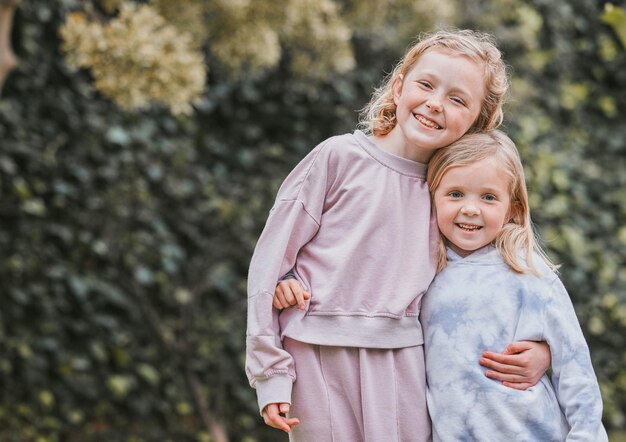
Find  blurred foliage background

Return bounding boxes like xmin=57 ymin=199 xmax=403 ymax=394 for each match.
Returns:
xmin=0 ymin=0 xmax=625 ymax=441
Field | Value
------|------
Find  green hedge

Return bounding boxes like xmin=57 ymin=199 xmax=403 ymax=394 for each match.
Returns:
xmin=0 ymin=0 xmax=624 ymax=440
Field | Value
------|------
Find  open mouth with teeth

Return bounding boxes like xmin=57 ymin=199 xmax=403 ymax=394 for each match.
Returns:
xmin=414 ymin=113 xmax=441 ymax=129
xmin=457 ymin=223 xmax=482 ymax=231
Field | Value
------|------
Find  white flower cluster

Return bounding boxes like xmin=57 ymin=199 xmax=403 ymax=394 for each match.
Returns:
xmin=206 ymin=0 xmax=355 ymax=77
xmin=60 ymin=3 xmax=206 ymax=115
xmin=208 ymin=0 xmax=282 ymax=73
xmin=281 ymin=0 xmax=355 ymax=77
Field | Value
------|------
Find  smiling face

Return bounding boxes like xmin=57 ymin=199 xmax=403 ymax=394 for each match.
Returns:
xmin=389 ymin=48 xmax=486 ymax=162
xmin=433 ymin=157 xmax=513 ymax=257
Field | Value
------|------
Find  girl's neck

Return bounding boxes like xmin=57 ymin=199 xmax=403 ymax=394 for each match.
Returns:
xmin=371 ymin=128 xmax=435 ymax=163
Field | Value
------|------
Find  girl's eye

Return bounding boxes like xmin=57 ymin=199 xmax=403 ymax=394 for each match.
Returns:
xmin=451 ymin=96 xmax=466 ymax=106
xmin=483 ymin=194 xmax=497 ymax=201
xmin=449 ymin=191 xmax=463 ymax=198
xmin=418 ymin=80 xmax=433 ymax=89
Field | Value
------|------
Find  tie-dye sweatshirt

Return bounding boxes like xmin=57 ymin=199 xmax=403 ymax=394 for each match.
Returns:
xmin=421 ymin=246 xmax=607 ymax=441
xmin=246 ymin=131 xmax=438 ymax=412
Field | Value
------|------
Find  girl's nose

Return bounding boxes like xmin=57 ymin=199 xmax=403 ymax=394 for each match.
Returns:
xmin=426 ymin=97 xmax=443 ymax=113
xmin=461 ymin=204 xmax=480 ymax=216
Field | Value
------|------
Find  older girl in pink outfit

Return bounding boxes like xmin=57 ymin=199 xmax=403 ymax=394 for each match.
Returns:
xmin=248 ymin=30 xmax=551 ymax=441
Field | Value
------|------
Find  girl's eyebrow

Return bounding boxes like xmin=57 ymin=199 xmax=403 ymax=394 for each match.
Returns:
xmin=447 ymin=85 xmax=475 ymax=101
xmin=413 ymin=69 xmax=440 ymax=79
xmin=480 ymin=186 xmax=507 ymax=194
xmin=451 ymin=88 xmax=472 ymax=98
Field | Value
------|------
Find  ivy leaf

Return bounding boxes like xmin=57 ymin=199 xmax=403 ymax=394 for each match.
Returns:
xmin=602 ymin=4 xmax=626 ymax=49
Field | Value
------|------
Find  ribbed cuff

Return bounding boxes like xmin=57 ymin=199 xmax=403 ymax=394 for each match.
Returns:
xmin=256 ymin=374 xmax=294 ymax=415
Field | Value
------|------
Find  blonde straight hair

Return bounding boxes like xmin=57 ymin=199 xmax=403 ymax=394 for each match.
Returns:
xmin=359 ymin=29 xmax=509 ymax=135
xmin=426 ymin=131 xmax=556 ymax=274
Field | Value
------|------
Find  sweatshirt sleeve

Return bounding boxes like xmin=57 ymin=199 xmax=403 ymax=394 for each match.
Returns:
xmin=245 ymin=140 xmax=331 ymax=413
xmin=542 ymin=277 xmax=608 ymax=441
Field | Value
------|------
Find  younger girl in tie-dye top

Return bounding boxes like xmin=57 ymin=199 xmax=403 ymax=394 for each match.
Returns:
xmin=421 ymin=130 xmax=607 ymax=441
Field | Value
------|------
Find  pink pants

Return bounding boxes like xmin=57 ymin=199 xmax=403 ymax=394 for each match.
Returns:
xmin=283 ymin=337 xmax=431 ymax=442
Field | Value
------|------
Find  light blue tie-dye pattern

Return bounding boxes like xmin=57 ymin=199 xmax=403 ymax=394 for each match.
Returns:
xmin=421 ymin=246 xmax=608 ymax=442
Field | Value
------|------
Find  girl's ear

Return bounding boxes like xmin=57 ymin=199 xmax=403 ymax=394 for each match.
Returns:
xmin=392 ymin=74 xmax=404 ymax=105
xmin=507 ymin=201 xmax=522 ymax=224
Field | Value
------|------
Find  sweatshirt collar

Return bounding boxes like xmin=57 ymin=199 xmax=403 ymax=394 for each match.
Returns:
xmin=446 ymin=245 xmax=502 ymax=265
xmin=353 ymin=130 xmax=427 ymax=178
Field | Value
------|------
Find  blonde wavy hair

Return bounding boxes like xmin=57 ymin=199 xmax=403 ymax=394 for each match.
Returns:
xmin=426 ymin=130 xmax=556 ymax=274
xmin=359 ymin=29 xmax=508 ymax=136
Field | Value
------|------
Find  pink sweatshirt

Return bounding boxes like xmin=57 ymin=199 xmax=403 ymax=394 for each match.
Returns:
xmin=246 ymin=130 xmax=438 ymax=411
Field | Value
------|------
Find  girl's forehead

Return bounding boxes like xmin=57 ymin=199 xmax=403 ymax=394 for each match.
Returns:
xmin=409 ymin=47 xmax=481 ymax=69
xmin=442 ymin=158 xmax=503 ymax=180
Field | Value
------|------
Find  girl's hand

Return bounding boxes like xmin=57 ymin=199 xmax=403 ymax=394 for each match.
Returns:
xmin=273 ymin=279 xmax=310 ymax=310
xmin=262 ymin=402 xmax=300 ymax=433
xmin=479 ymin=341 xmax=551 ymax=390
